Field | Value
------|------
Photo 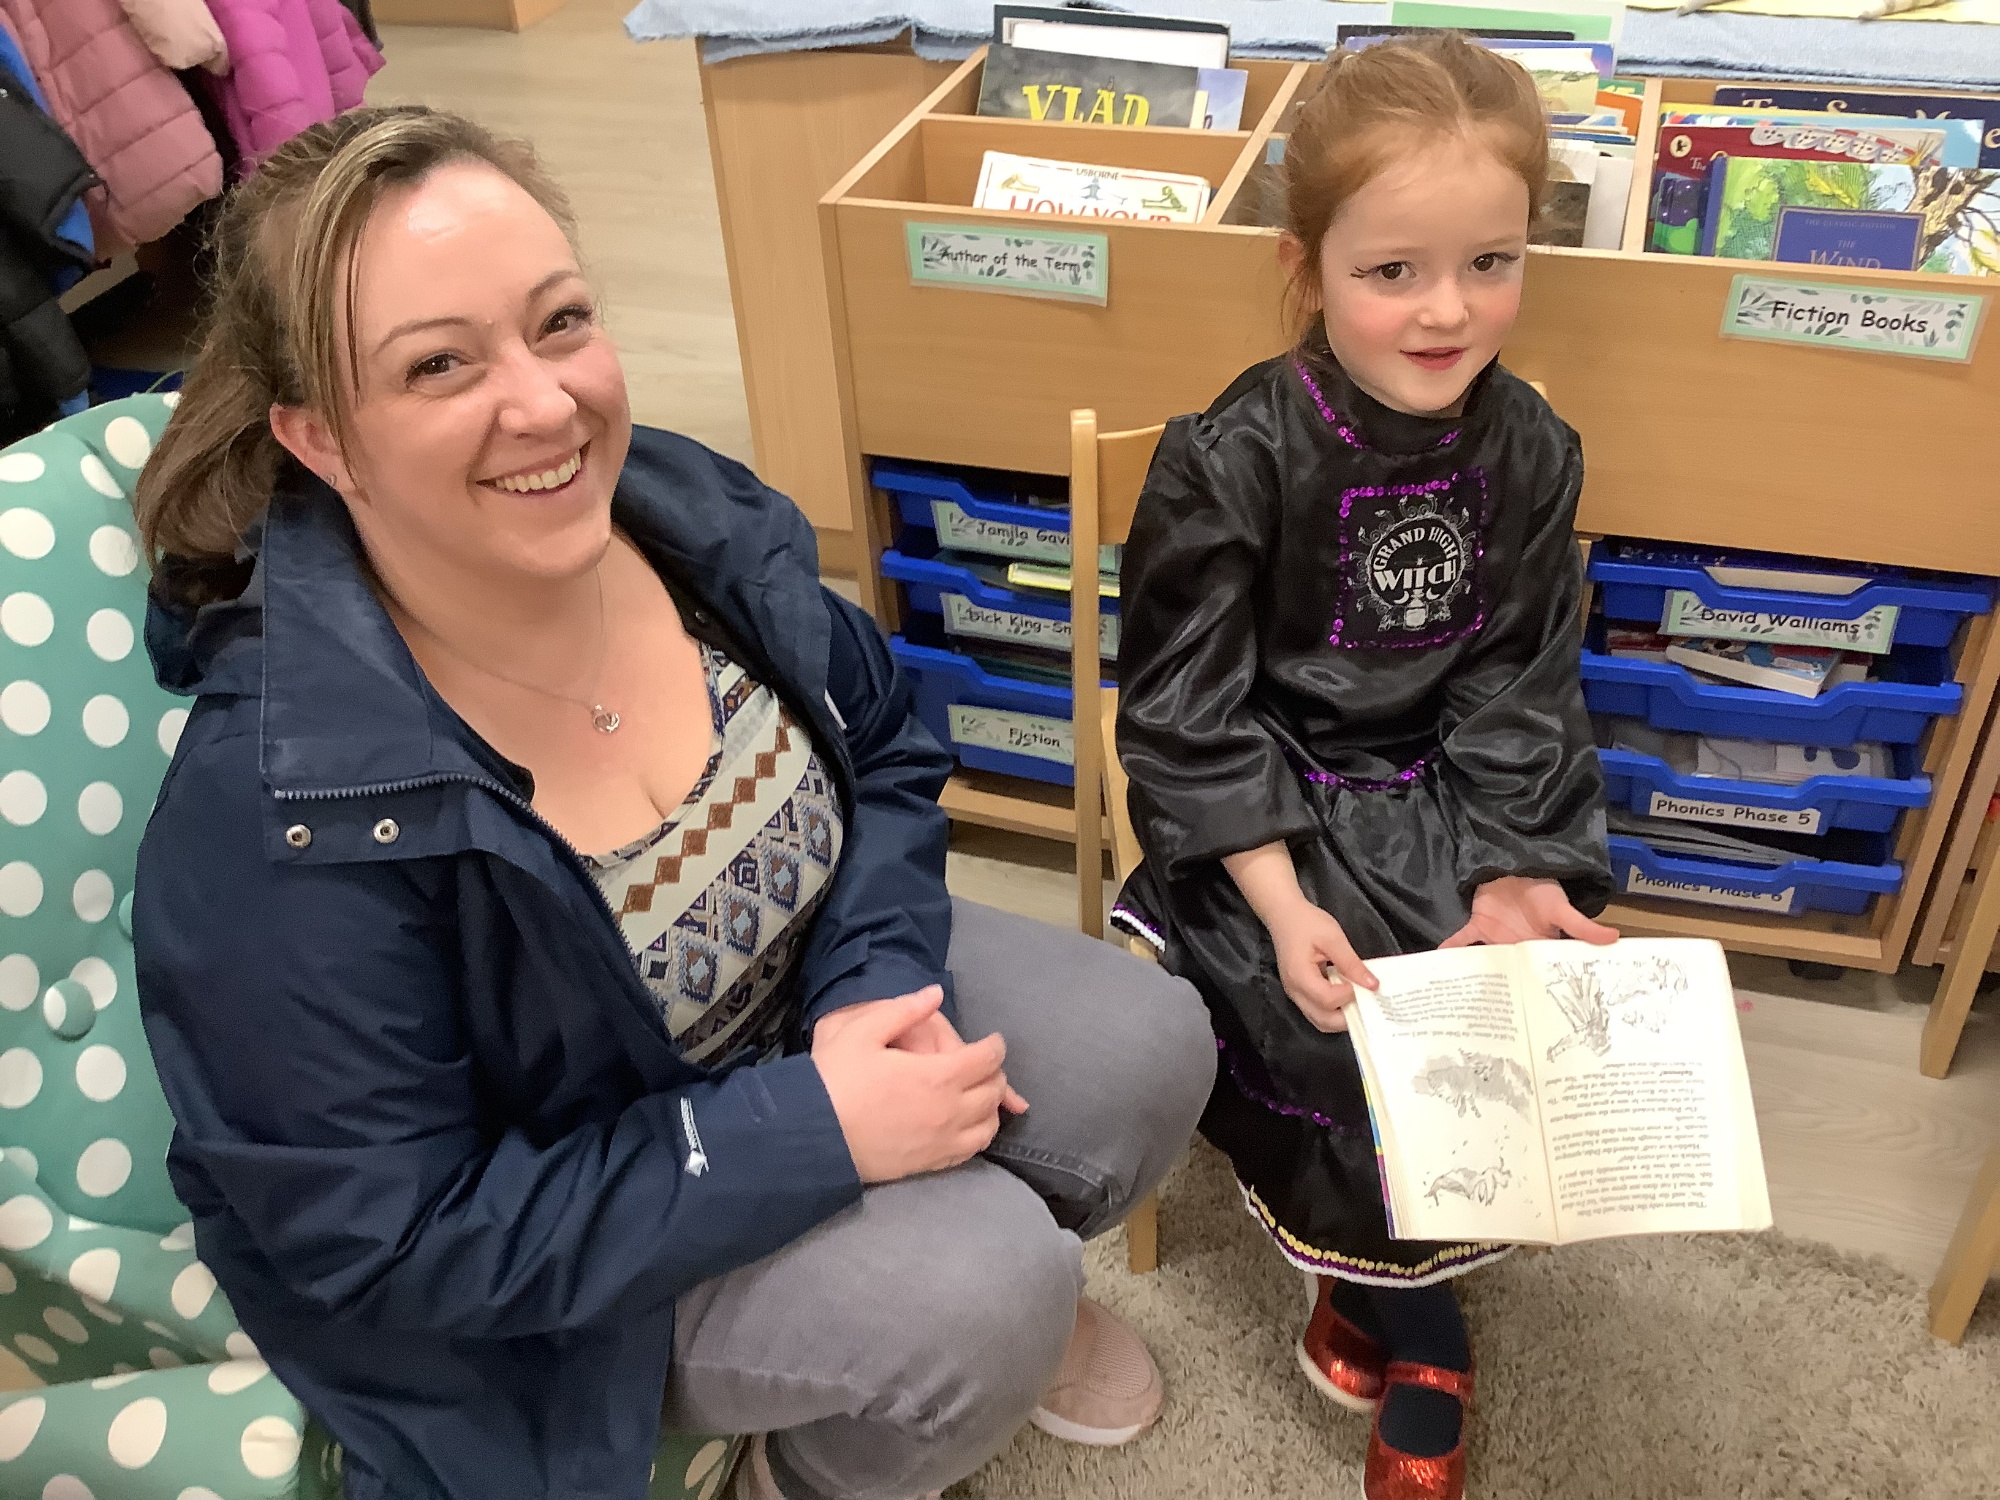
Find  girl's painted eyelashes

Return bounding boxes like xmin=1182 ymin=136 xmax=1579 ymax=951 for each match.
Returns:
xmin=1472 ymin=251 xmax=1521 ymax=271
xmin=1355 ymin=261 xmax=1414 ymax=281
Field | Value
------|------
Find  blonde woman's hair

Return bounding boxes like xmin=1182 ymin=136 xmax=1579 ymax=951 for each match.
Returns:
xmin=136 ymin=106 xmax=578 ymax=606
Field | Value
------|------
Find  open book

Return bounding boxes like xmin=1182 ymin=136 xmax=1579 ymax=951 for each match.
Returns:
xmin=1346 ymin=938 xmax=1772 ymax=1246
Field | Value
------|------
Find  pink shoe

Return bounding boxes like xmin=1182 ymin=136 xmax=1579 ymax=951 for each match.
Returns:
xmin=1029 ymin=1297 xmax=1164 ymax=1447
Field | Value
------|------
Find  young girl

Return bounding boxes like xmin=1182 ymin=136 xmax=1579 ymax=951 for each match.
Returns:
xmin=1112 ymin=34 xmax=1616 ymax=1500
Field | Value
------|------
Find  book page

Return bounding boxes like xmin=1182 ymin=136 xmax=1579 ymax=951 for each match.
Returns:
xmin=1522 ymin=939 xmax=1773 ymax=1244
xmin=1347 ymin=947 xmax=1556 ymax=1246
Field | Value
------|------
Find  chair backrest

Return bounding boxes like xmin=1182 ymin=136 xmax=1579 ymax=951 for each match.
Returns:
xmin=1068 ymin=410 xmax=1163 ymax=939
xmin=0 ymin=394 xmax=190 ymax=1232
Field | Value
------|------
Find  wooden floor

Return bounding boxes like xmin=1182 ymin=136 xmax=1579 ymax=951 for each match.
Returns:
xmin=69 ymin=0 xmax=1998 ymax=1312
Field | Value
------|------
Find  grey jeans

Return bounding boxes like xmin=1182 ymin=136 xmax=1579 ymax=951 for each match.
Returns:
xmin=662 ymin=899 xmax=1215 ymax=1500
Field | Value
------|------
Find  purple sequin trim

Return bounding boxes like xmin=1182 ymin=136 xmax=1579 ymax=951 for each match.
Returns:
xmin=1292 ymin=359 xmax=1463 ymax=451
xmin=1293 ymin=360 xmax=1367 ymax=449
xmin=1216 ymin=1037 xmax=1365 ymax=1137
xmin=1296 ymin=749 xmax=1438 ymax=793
xmin=1328 ymin=468 xmax=1493 ymax=651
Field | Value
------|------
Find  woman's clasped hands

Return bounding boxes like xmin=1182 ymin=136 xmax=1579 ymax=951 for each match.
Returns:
xmin=812 ymin=985 xmax=1029 ymax=1183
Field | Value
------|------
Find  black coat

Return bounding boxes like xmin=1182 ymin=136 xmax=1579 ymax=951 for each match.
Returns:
xmin=0 ymin=65 xmax=96 ymax=440
xmin=1113 ymin=344 xmax=1612 ymax=1281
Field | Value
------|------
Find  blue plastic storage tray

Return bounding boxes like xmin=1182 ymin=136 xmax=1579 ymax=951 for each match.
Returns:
xmin=873 ymin=460 xmax=1120 ymax=574
xmin=1607 ymin=836 xmax=1902 ymax=918
xmin=882 ymin=549 xmax=1118 ymax=660
xmin=1598 ymin=742 xmax=1929 ymax=835
xmin=892 ymin=637 xmax=1077 ymax=787
xmin=1580 ymin=629 xmax=1961 ymax=746
xmin=1591 ymin=555 xmax=1994 ymax=651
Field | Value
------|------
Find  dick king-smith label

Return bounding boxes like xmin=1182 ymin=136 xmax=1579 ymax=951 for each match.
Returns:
xmin=943 ymin=593 xmax=1119 ymax=656
xmin=1661 ymin=590 xmax=1898 ymax=655
xmin=1645 ymin=790 xmax=1823 ymax=835
xmin=1626 ymin=866 xmax=1799 ymax=915
xmin=948 ymin=705 xmax=1074 ymax=765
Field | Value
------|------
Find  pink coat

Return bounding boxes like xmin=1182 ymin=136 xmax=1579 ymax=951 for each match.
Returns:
xmin=0 ymin=0 xmax=223 ymax=253
xmin=202 ymin=0 xmax=384 ymax=175
xmin=118 ymin=0 xmax=230 ymax=73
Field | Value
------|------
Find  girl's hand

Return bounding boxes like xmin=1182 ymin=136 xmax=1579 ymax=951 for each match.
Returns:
xmin=1440 ymin=876 xmax=1619 ymax=949
xmin=1266 ymin=902 xmax=1380 ymax=1033
xmin=1221 ymin=840 xmax=1379 ymax=1033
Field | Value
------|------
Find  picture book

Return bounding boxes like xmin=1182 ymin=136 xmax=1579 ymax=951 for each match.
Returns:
xmin=1647 ymin=119 xmax=1963 ymax=255
xmin=1704 ymin=158 xmax=2000 ymax=276
xmin=977 ymin=44 xmax=1209 ymax=128
xmin=1388 ymin=0 xmax=1626 ymax=48
xmin=1664 ymin=637 xmax=1859 ymax=697
xmin=1004 ymin=560 xmax=1119 ymax=598
xmin=973 ymin=151 xmax=1211 ymax=224
xmin=1605 ymin=810 xmax=1800 ymax=868
xmin=1533 ymin=174 xmax=1593 ymax=247
xmin=1662 ymin=112 xmax=1984 ymax=168
xmin=1581 ymin=153 xmax=1635 ymax=248
xmin=1605 ymin=626 xmax=1672 ymax=660
xmin=1694 ymin=737 xmax=1889 ymax=785
xmin=1345 ymin=939 xmax=1772 ymax=1246
xmin=993 ymin=6 xmax=1231 ymax=70
xmin=1710 ymin=87 xmax=2000 ymax=170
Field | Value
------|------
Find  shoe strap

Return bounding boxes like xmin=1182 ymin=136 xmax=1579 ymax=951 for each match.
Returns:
xmin=1383 ymin=1360 xmax=1474 ymax=1404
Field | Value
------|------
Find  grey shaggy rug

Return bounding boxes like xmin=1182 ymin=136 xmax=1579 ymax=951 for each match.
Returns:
xmin=953 ymin=1143 xmax=2000 ymax=1500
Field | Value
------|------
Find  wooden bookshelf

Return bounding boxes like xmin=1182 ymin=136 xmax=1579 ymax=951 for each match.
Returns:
xmin=818 ymin=52 xmax=2000 ymax=977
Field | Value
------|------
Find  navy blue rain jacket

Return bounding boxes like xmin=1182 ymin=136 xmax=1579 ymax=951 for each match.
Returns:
xmin=134 ymin=427 xmax=956 ymax=1500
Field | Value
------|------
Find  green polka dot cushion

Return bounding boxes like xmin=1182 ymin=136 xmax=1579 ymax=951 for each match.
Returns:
xmin=1 ymin=398 xmax=746 ymax=1499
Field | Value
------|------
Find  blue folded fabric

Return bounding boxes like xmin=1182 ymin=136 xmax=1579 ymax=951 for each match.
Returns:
xmin=625 ymin=0 xmax=2000 ymax=88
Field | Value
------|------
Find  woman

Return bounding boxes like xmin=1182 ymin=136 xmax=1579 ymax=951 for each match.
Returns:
xmin=132 ymin=106 xmax=1213 ymax=1500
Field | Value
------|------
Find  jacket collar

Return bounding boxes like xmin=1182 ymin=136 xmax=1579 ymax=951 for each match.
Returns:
xmin=1292 ymin=325 xmax=1495 ymax=457
xmin=150 ymin=431 xmax=831 ymax=800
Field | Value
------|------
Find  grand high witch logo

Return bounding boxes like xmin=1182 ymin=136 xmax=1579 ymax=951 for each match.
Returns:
xmin=1330 ymin=471 xmax=1489 ymax=649
xmin=1358 ymin=500 xmax=1474 ymax=634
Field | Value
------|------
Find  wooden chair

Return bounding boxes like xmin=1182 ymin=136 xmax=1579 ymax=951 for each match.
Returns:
xmin=1068 ymin=410 xmax=1168 ymax=1272
xmin=1931 ymin=1143 xmax=2000 ymax=1343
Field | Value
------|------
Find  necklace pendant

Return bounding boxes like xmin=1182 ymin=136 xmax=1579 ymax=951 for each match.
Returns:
xmin=591 ymin=705 xmax=621 ymax=734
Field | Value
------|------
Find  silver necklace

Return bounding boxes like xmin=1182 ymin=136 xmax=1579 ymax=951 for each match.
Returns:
xmin=407 ymin=569 xmax=621 ymax=734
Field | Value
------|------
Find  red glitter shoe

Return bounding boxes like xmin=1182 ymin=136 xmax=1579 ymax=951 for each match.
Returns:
xmin=1362 ymin=1361 xmax=1474 ymax=1500
xmin=1294 ymin=1275 xmax=1387 ymax=1413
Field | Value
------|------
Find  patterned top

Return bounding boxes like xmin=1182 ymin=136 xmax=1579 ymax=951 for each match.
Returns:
xmin=588 ymin=645 xmax=844 ymax=1064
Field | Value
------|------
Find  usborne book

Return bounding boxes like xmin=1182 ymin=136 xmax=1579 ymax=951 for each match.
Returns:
xmin=973 ymin=150 xmax=1210 ymax=223
xmin=1664 ymin=637 xmax=1858 ymax=697
xmin=1704 ymin=158 xmax=2000 ymax=276
xmin=1710 ymin=86 xmax=2000 ymax=170
xmin=1346 ymin=939 xmax=1772 ymax=1246
xmin=978 ymin=44 xmax=1214 ymax=128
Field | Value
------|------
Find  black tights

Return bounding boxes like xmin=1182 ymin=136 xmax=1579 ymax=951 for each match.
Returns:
xmin=1327 ymin=1276 xmax=1469 ymax=1457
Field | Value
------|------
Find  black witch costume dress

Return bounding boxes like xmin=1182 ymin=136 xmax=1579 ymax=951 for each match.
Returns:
xmin=1111 ymin=335 xmax=1614 ymax=1286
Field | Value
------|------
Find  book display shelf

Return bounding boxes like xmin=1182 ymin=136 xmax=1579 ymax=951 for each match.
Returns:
xmin=817 ymin=49 xmax=2000 ymax=980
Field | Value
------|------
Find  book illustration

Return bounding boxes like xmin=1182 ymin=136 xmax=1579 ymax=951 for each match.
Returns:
xmin=1708 ymin=159 xmax=2000 ymax=276
xmin=1344 ymin=939 xmax=1771 ymax=1247
xmin=1412 ymin=1051 xmax=1535 ymax=1120
xmin=973 ymin=150 xmax=1211 ymax=224
xmin=976 ymin=43 xmax=1209 ymax=129
xmin=1425 ymin=1157 xmax=1513 ymax=1209
xmin=1542 ymin=953 xmax=1694 ymax=1063
xmin=1709 ymin=86 xmax=2000 ymax=170
xmin=1663 ymin=637 xmax=1860 ymax=698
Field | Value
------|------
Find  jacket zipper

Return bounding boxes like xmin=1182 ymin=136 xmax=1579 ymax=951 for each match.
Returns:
xmin=271 ymin=773 xmax=661 ymax=1027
